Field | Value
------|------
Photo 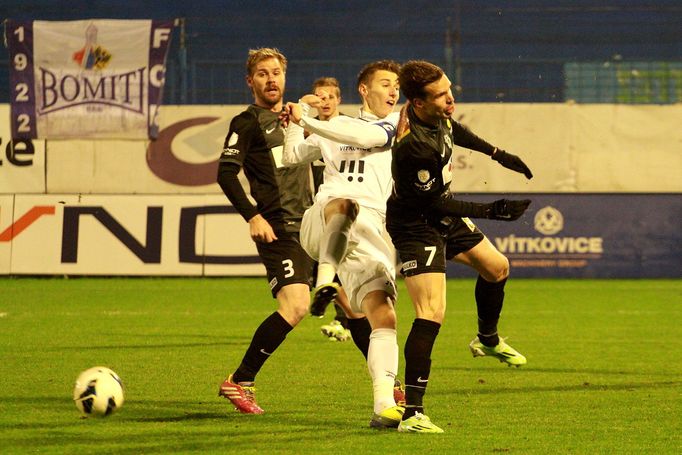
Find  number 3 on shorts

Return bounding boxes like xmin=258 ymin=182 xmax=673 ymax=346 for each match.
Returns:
xmin=424 ymin=246 xmax=436 ymax=267
xmin=282 ymin=259 xmax=294 ymax=278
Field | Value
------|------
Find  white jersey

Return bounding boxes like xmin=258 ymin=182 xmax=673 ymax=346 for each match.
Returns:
xmin=283 ymin=108 xmax=399 ymax=215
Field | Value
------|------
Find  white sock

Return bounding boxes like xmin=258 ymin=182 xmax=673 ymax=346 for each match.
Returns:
xmin=367 ymin=328 xmax=398 ymax=414
xmin=315 ymin=263 xmax=337 ymax=288
xmin=316 ymin=213 xmax=353 ymax=286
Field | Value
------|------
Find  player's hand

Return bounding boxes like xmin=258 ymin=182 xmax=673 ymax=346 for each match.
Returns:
xmin=278 ymin=108 xmax=290 ymax=128
xmin=299 ymin=94 xmax=322 ymax=108
xmin=492 ymin=149 xmax=533 ymax=179
xmin=285 ymin=102 xmax=303 ymax=125
xmin=397 ymin=101 xmax=410 ymax=139
xmin=487 ymin=199 xmax=532 ymax=221
xmin=248 ymin=214 xmax=278 ymax=243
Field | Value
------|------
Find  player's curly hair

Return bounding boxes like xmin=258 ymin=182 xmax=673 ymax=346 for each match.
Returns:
xmin=356 ymin=60 xmax=401 ymax=88
xmin=399 ymin=60 xmax=443 ymax=101
xmin=246 ymin=47 xmax=287 ymax=75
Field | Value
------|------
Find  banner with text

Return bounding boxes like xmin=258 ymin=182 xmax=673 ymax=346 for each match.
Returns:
xmin=0 ymin=105 xmax=46 ymax=193
xmin=5 ymin=19 xmax=174 ymax=139
xmin=1 ymin=194 xmax=679 ymax=277
xmin=1 ymin=194 xmax=263 ymax=276
xmin=447 ymin=194 xmax=681 ymax=278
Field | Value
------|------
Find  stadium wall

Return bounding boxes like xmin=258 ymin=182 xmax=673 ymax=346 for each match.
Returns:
xmin=1 ymin=104 xmax=680 ymax=277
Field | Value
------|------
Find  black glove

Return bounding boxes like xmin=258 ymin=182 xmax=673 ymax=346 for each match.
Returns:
xmin=486 ymin=199 xmax=532 ymax=221
xmin=492 ymin=149 xmax=533 ymax=179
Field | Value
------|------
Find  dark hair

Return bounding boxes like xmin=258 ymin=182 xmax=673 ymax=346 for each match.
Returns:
xmin=399 ymin=60 xmax=444 ymax=101
xmin=356 ymin=60 xmax=401 ymax=88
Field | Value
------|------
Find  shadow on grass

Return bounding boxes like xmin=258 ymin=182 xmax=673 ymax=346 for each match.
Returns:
xmin=129 ymin=411 xmax=234 ymax=423
xmin=437 ymin=380 xmax=682 ymax=396
xmin=0 ymin=396 xmax=367 ymax=430
xmin=0 ymin=396 xmax=370 ymax=451
xmin=440 ymin=364 xmax=680 ymax=377
xmin=45 ymin=339 xmax=251 ymax=351
xmin=2 ymin=423 xmax=372 ymax=455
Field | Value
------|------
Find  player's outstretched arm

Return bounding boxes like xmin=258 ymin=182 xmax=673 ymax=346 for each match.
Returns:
xmin=451 ymin=120 xmax=533 ymax=179
xmin=485 ymin=198 xmax=532 ymax=220
xmin=296 ymin=114 xmax=391 ymax=149
xmin=434 ymin=194 xmax=531 ymax=221
xmin=282 ymin=102 xmax=323 ymax=166
xmin=490 ymin=148 xmax=533 ymax=179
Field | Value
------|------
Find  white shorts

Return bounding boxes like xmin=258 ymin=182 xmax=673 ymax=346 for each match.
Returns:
xmin=301 ymin=197 xmax=397 ymax=313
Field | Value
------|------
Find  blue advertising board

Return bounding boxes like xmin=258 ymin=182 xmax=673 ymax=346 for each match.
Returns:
xmin=446 ymin=194 xmax=682 ymax=278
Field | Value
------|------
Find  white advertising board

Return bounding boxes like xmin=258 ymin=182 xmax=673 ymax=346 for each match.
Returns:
xmin=452 ymin=103 xmax=573 ymax=192
xmin=46 ymin=105 xmax=247 ymax=194
xmin=0 ymin=195 xmax=16 ymax=273
xmin=569 ymin=104 xmax=682 ymax=191
xmin=41 ymin=103 xmax=682 ymax=195
xmin=8 ymin=194 xmax=263 ymax=276
xmin=453 ymin=103 xmax=682 ymax=192
xmin=0 ymin=105 xmax=46 ymax=193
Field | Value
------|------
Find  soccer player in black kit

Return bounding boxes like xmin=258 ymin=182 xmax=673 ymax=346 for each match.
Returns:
xmin=386 ymin=60 xmax=533 ymax=432
xmin=216 ymin=48 xmax=314 ymax=414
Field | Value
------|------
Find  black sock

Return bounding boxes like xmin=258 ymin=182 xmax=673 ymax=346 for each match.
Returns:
xmin=403 ymin=318 xmax=441 ymax=419
xmin=475 ymin=275 xmax=507 ymax=347
xmin=333 ymin=304 xmax=349 ymax=328
xmin=232 ymin=311 xmax=293 ymax=383
xmin=347 ymin=317 xmax=371 ymax=359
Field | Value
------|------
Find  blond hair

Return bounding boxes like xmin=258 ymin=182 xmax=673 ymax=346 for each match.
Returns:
xmin=245 ymin=47 xmax=288 ymax=76
xmin=312 ymin=77 xmax=341 ymax=98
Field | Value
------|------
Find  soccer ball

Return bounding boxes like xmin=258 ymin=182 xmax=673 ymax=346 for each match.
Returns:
xmin=73 ymin=366 xmax=124 ymax=417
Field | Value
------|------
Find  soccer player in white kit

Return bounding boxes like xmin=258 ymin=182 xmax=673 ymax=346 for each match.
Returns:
xmin=283 ymin=60 xmax=404 ymax=429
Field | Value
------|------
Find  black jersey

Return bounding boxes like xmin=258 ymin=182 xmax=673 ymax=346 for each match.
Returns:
xmin=218 ymin=104 xmax=312 ymax=233
xmin=387 ymin=105 xmax=496 ymax=222
xmin=388 ymin=105 xmax=455 ymax=221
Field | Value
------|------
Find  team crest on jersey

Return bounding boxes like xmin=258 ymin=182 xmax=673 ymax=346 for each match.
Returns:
xmin=415 ymin=169 xmax=435 ymax=191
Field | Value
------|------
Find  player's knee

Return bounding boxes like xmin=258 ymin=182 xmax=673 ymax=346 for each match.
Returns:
xmin=419 ymin=308 xmax=445 ymax=324
xmin=336 ymin=198 xmax=359 ymax=221
xmin=493 ymin=258 xmax=510 ymax=282
xmin=364 ymin=295 xmax=397 ymax=329
xmin=481 ymin=257 xmax=509 ymax=282
xmin=279 ymin=302 xmax=309 ymax=326
xmin=276 ymin=287 xmax=311 ymax=325
xmin=414 ymin=300 xmax=446 ymax=323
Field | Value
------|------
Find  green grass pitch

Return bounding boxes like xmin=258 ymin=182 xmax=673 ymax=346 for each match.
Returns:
xmin=1 ymin=277 xmax=680 ymax=454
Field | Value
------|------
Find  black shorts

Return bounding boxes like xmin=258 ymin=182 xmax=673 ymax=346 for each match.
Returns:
xmin=255 ymin=232 xmax=314 ymax=297
xmin=387 ymin=216 xmax=484 ymax=276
